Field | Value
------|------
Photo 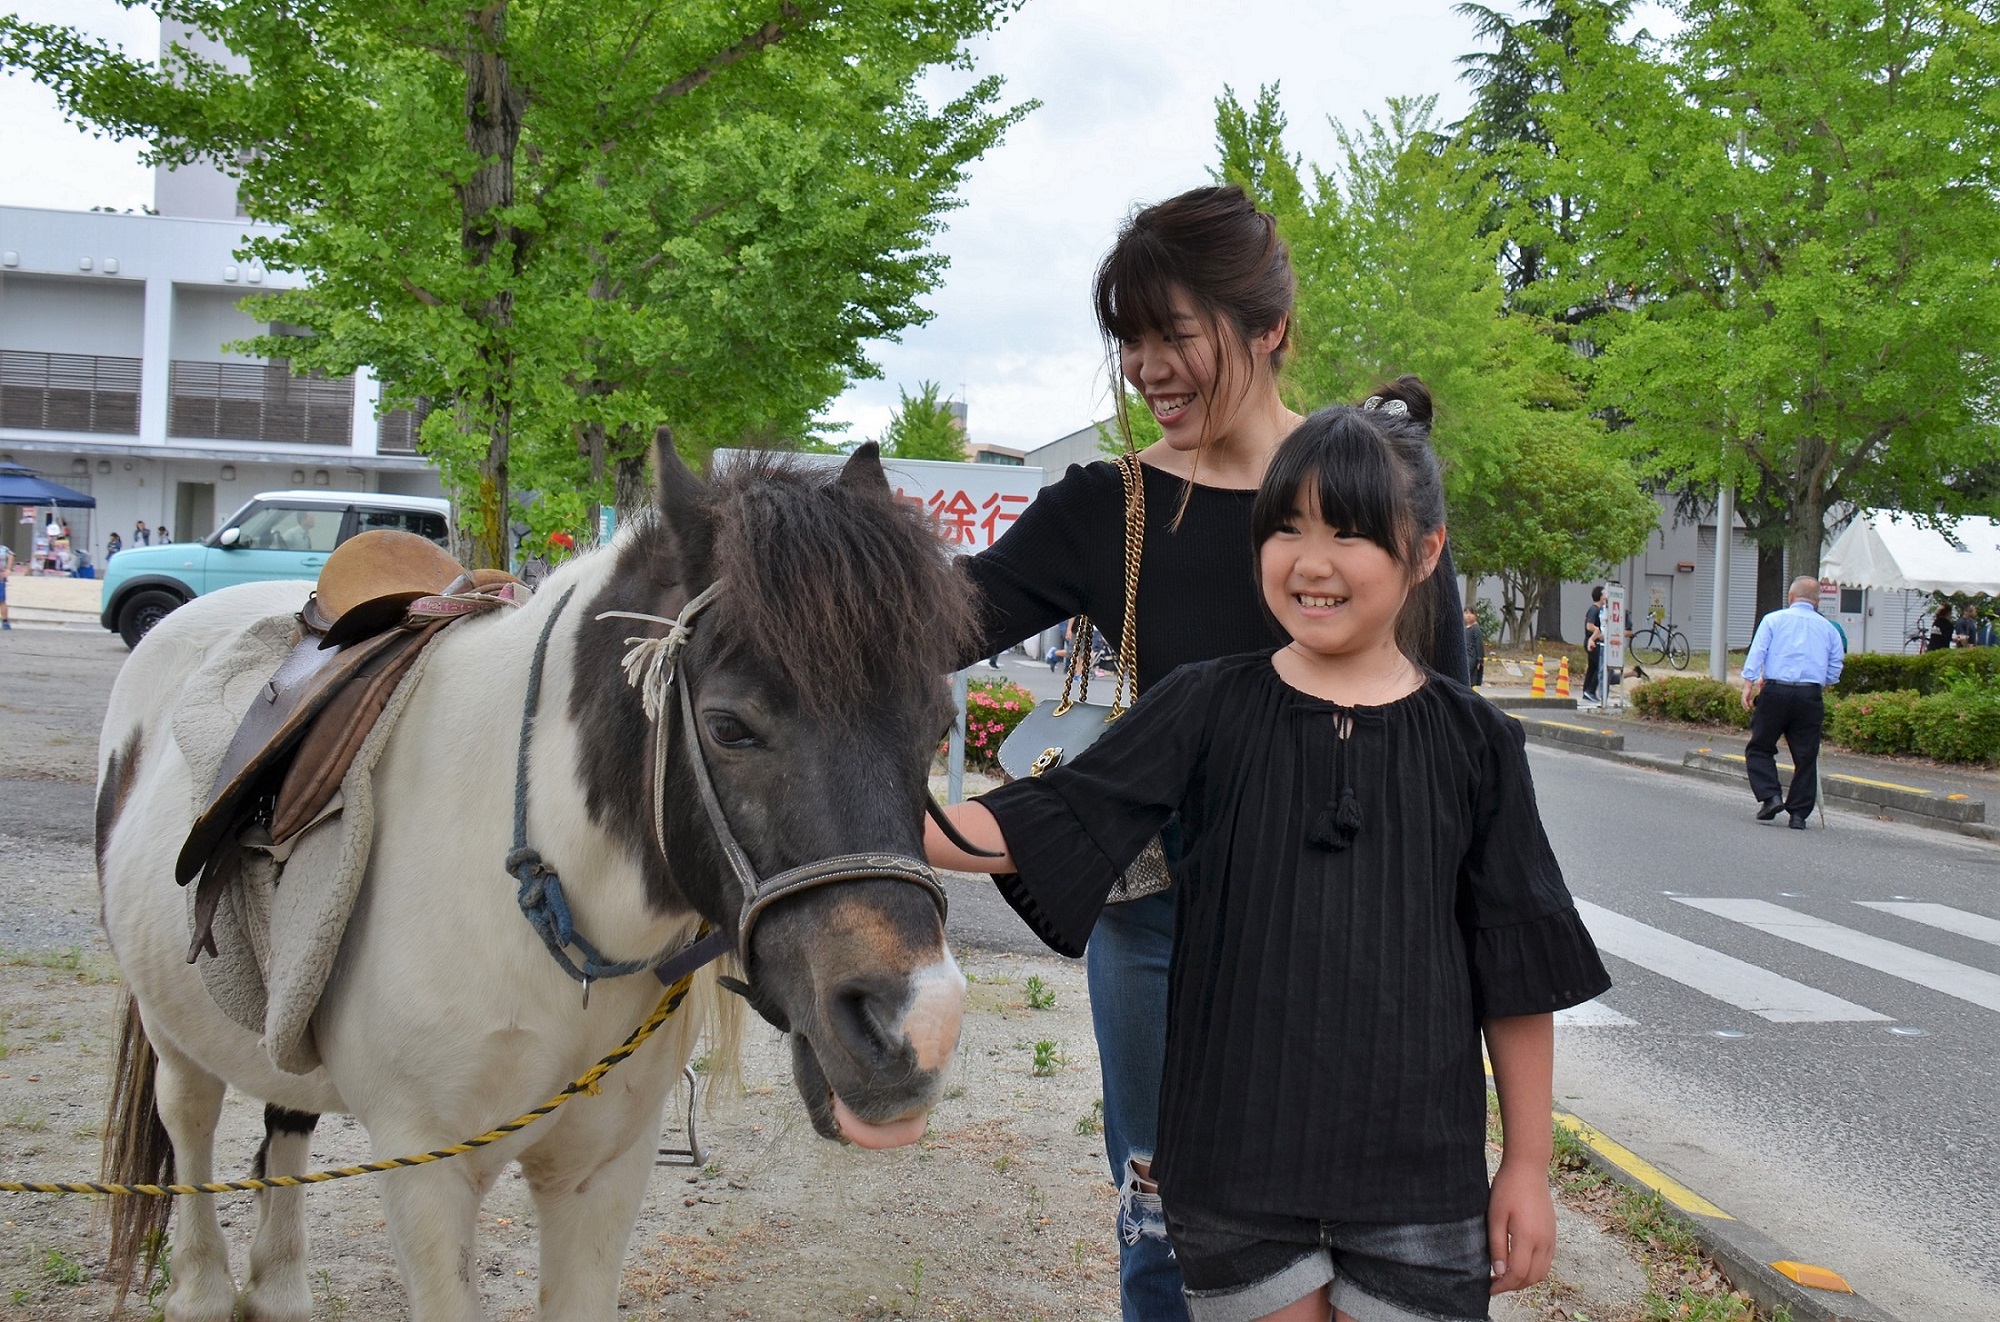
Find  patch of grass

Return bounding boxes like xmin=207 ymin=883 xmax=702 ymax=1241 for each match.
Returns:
xmin=1030 ymin=1040 xmax=1064 ymax=1076
xmin=991 ymin=1154 xmax=1011 ymax=1174
xmin=1074 ymin=1099 xmax=1104 ymax=1137
xmin=315 ymin=1267 xmax=350 ymax=1321
xmin=907 ymin=1256 xmax=924 ymax=1302
xmin=11 ymin=1287 xmax=32 ymax=1307
xmin=43 ymin=1248 xmax=87 ymax=1287
xmin=1023 ymin=975 xmax=1057 ymax=1010
xmin=7 ymin=1109 xmax=48 ymax=1133
xmin=1 ymin=946 xmax=119 ymax=984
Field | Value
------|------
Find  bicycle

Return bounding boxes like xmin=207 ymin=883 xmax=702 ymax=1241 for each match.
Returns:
xmin=1628 ymin=616 xmax=1691 ymax=669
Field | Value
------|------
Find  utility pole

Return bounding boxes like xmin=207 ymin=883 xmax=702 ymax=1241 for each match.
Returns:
xmin=1710 ymin=482 xmax=1734 ymax=682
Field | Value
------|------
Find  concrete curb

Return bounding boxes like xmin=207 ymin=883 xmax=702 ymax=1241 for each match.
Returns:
xmin=1484 ymin=694 xmax=1583 ymax=712
xmin=1553 ymin=1106 xmax=1900 ymax=1322
xmin=1678 ymin=749 xmax=1985 ymax=824
xmin=1509 ymin=714 xmax=1627 ymax=753
xmin=1515 ymin=726 xmax=2000 ymax=846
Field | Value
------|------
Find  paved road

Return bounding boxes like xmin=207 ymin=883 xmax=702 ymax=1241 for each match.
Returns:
xmin=1530 ymin=742 xmax=1999 ymax=1322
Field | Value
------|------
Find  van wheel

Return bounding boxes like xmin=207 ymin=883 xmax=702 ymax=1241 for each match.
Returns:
xmin=118 ymin=590 xmax=184 ymax=649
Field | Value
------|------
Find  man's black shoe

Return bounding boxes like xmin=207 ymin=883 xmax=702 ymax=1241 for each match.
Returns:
xmin=1756 ymin=798 xmax=1785 ymax=821
xmin=1789 ymin=814 xmax=1810 ymax=830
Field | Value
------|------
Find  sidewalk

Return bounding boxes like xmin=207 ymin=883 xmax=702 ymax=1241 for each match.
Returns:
xmin=2 ymin=573 xmax=104 ymax=629
xmin=1479 ymin=670 xmax=1997 ymax=840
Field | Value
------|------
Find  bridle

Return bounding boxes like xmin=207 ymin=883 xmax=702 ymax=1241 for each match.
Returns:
xmin=509 ymin=579 xmax=974 ymax=1012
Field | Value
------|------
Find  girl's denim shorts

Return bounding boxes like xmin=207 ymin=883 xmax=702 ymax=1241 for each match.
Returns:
xmin=1164 ymin=1200 xmax=1491 ymax=1322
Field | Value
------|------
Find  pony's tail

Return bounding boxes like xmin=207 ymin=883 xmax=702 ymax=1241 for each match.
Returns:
xmin=101 ymin=993 xmax=173 ymax=1311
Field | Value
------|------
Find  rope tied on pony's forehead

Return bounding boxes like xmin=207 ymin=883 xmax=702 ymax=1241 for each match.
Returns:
xmin=596 ymin=580 xmax=725 ymax=865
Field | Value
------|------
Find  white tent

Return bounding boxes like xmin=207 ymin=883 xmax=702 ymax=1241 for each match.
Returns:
xmin=1821 ymin=511 xmax=2000 ymax=595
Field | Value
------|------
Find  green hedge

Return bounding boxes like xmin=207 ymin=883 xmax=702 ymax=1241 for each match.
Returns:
xmin=1823 ymin=688 xmax=2000 ymax=763
xmin=1834 ymin=647 xmax=2000 ymax=696
xmin=1630 ymin=677 xmax=1752 ymax=730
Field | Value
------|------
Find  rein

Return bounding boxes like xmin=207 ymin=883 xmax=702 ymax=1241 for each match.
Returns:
xmin=506 ymin=577 xmax=949 ymax=1008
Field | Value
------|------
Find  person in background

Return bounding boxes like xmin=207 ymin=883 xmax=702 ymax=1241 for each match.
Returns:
xmin=1741 ymin=575 xmax=1846 ymax=829
xmin=1953 ymin=604 xmax=1978 ymax=649
xmin=1977 ymin=610 xmax=1999 ymax=648
xmin=1580 ymin=586 xmax=1605 ymax=706
xmin=1926 ymin=601 xmax=1953 ymax=652
xmin=134 ymin=520 xmax=151 ymax=547
xmin=0 ymin=540 xmax=14 ymax=629
xmin=105 ymin=531 xmax=123 ymax=560
xmin=1464 ymin=605 xmax=1486 ymax=688
xmin=157 ymin=525 xmax=171 ymax=545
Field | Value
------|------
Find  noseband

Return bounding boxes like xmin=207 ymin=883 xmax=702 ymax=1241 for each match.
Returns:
xmin=508 ymin=580 xmax=948 ymax=1006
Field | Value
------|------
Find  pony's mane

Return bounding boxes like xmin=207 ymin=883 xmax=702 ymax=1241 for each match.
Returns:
xmin=702 ymin=454 xmax=978 ymax=719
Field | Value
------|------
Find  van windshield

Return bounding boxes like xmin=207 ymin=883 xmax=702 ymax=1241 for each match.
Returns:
xmin=232 ymin=506 xmax=341 ymax=553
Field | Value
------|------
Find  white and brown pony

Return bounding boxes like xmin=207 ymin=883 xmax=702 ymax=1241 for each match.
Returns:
xmin=95 ymin=437 xmax=973 ymax=1321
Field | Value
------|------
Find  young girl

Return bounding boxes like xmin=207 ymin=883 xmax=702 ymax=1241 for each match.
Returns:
xmin=930 ymin=402 xmax=1609 ymax=1322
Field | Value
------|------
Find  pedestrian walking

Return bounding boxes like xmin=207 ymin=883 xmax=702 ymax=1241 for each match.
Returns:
xmin=1741 ymin=575 xmax=1846 ymax=829
xmin=134 ymin=520 xmax=151 ymax=547
xmin=157 ymin=524 xmax=171 ymax=545
xmin=952 ymin=185 xmax=1471 ymax=1322
xmin=1580 ymin=586 xmax=1605 ymax=706
xmin=1925 ymin=601 xmax=1952 ymax=652
xmin=1463 ymin=606 xmax=1486 ymax=687
xmin=0 ymin=540 xmax=14 ymax=629
xmin=105 ymin=531 xmax=122 ymax=560
xmin=929 ymin=404 xmax=1605 ymax=1322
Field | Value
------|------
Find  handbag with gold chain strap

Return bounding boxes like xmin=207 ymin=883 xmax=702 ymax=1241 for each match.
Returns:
xmin=995 ymin=453 xmax=1171 ymax=903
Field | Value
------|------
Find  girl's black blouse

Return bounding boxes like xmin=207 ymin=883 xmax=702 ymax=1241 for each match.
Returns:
xmin=960 ymin=460 xmax=1470 ymax=688
xmin=979 ymin=652 xmax=1611 ymax=1223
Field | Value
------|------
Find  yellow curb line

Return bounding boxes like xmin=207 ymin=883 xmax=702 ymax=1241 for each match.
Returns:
xmin=1550 ymin=1113 xmax=1735 ymax=1220
xmin=1700 ymin=751 xmax=1941 ymax=796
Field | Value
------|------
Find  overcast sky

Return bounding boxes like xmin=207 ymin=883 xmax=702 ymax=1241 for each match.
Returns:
xmin=0 ymin=1 xmax=1672 ymax=455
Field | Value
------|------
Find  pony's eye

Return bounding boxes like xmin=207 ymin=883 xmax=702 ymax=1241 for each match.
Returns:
xmin=704 ymin=713 xmax=757 ymax=748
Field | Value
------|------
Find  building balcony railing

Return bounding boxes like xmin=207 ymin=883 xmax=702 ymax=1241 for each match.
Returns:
xmin=376 ymin=397 xmax=430 ymax=455
xmin=169 ymin=359 xmax=354 ymax=447
xmin=0 ymin=350 xmax=142 ymax=435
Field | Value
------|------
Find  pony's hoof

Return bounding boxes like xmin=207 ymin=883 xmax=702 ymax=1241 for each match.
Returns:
xmin=163 ymin=1275 xmax=239 ymax=1322
xmin=239 ymin=1278 xmax=314 ymax=1322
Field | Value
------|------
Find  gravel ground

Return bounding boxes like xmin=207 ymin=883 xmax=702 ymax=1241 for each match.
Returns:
xmin=0 ymin=627 xmax=1683 ymax=1321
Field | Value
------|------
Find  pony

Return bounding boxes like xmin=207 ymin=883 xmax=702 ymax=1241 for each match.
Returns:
xmin=95 ymin=436 xmax=977 ymax=1321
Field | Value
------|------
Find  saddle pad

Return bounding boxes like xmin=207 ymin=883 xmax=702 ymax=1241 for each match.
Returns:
xmin=169 ymin=608 xmax=443 ymax=1073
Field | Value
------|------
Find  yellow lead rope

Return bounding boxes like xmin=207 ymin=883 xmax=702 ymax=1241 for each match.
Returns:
xmin=1 ymin=973 xmax=696 ymax=1198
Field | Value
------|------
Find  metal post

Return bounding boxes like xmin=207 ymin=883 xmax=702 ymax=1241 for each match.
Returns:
xmin=947 ymin=668 xmax=968 ymax=804
xmin=1710 ymin=482 xmax=1735 ymax=682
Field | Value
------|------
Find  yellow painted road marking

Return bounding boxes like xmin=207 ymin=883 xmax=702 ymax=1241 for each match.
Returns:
xmin=1551 ymin=1113 xmax=1735 ymax=1220
xmin=1771 ymin=1260 xmax=1855 ymax=1292
xmin=1705 ymin=752 xmax=1943 ymax=796
xmin=1534 ymin=719 xmax=1612 ymax=735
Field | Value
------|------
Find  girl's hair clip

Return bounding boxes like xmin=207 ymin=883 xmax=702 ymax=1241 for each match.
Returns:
xmin=1362 ymin=396 xmax=1409 ymax=416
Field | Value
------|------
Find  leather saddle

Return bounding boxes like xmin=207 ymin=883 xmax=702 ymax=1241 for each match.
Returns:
xmin=176 ymin=530 xmax=522 ymax=962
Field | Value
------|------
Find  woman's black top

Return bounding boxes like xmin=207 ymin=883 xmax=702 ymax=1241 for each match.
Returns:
xmin=979 ymin=652 xmax=1611 ymax=1223
xmin=962 ymin=460 xmax=1470 ymax=689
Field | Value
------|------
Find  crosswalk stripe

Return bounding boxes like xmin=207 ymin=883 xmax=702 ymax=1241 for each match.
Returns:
xmin=1555 ymin=998 xmax=1637 ymax=1027
xmin=1856 ymin=901 xmax=2000 ymax=949
xmin=1680 ymin=899 xmax=2000 ymax=1015
xmin=1574 ymin=899 xmax=1889 ymax=1023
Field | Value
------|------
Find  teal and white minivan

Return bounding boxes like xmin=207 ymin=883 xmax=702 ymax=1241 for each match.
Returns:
xmin=100 ymin=490 xmax=452 ymax=647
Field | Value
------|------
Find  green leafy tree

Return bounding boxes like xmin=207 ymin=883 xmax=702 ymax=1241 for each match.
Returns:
xmin=1096 ymin=387 xmax=1163 ymax=458
xmin=1 ymin=1 xmax=1026 ymax=566
xmin=1533 ymin=0 xmax=2000 ymax=590
xmin=879 ymin=381 xmax=967 ymax=461
xmin=1213 ymin=85 xmax=1652 ymax=615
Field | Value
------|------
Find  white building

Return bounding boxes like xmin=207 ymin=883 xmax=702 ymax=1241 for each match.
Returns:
xmin=0 ymin=21 xmax=439 ymax=568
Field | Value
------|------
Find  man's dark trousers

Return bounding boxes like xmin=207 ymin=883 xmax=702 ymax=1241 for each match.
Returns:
xmin=1583 ymin=642 xmax=1603 ymax=700
xmin=1746 ymin=680 xmax=1825 ymax=818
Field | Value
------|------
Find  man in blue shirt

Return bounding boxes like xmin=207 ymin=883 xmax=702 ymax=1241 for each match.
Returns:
xmin=1741 ymin=576 xmax=1847 ymax=828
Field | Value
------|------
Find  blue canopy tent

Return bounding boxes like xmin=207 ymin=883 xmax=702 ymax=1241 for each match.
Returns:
xmin=0 ymin=462 xmax=98 ymax=508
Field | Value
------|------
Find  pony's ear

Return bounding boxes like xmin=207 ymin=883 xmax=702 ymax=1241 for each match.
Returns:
xmin=652 ymin=426 xmax=713 ymax=578
xmin=838 ymin=442 xmax=890 ymax=494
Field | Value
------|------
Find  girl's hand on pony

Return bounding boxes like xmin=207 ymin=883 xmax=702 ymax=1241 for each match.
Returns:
xmin=1486 ymin=1158 xmax=1556 ymax=1294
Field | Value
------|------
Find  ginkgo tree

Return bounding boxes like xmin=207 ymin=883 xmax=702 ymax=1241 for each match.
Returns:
xmin=1531 ymin=0 xmax=2000 ymax=587
xmin=1 ymin=1 xmax=1028 ymax=565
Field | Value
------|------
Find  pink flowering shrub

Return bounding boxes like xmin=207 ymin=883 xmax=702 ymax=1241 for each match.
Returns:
xmin=944 ymin=678 xmax=1038 ymax=772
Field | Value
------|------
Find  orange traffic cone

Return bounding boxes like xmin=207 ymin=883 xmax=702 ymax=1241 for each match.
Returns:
xmin=1555 ymin=657 xmax=1571 ymax=699
xmin=1530 ymin=655 xmax=1547 ymax=698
